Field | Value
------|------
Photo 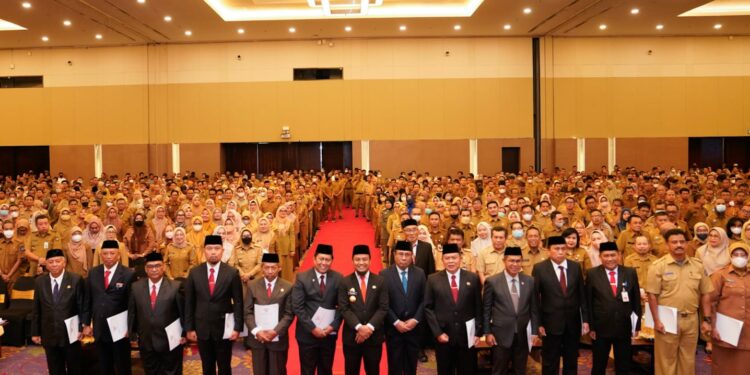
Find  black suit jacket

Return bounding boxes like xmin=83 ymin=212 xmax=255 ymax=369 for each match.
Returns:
xmin=532 ymin=259 xmax=589 ymax=336
xmin=424 ymin=269 xmax=483 ymax=348
xmin=338 ymin=272 xmax=389 ymax=346
xmin=128 ymin=277 xmax=184 ymax=352
xmin=291 ymin=268 xmax=344 ymax=346
xmin=412 ymin=241 xmax=436 ymax=276
xmin=31 ymin=271 xmax=89 ymax=347
xmin=87 ymin=263 xmax=135 ymax=342
xmin=244 ymin=277 xmax=295 ymax=351
xmin=586 ymin=265 xmax=642 ymax=339
xmin=381 ymin=265 xmax=426 ymax=335
xmin=184 ymin=262 xmax=244 ymax=340
xmin=483 ymin=272 xmax=539 ymax=348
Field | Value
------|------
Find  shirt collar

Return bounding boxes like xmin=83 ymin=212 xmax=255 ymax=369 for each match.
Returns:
xmin=104 ymin=263 xmax=118 ymax=274
xmin=207 ymin=262 xmax=220 ymax=274
xmin=149 ymin=277 xmax=163 ymax=290
xmin=504 ymin=270 xmax=519 ymax=284
xmin=51 ymin=271 xmax=65 ymax=284
xmin=552 ymin=259 xmax=568 ymax=270
xmin=314 ymin=270 xmax=327 ymax=280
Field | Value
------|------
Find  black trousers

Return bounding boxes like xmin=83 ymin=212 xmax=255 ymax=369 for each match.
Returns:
xmin=343 ymin=344 xmax=382 ymax=375
xmin=298 ymin=336 xmax=336 ymax=375
xmin=435 ymin=343 xmax=476 ymax=375
xmin=492 ymin=333 xmax=529 ymax=375
xmin=591 ymin=336 xmax=632 ymax=375
xmin=197 ymin=338 xmax=233 ymax=375
xmin=386 ymin=332 xmax=420 ymax=375
xmin=141 ymin=346 xmax=183 ymax=375
xmin=96 ymin=339 xmax=132 ymax=375
xmin=251 ymin=347 xmax=288 ymax=375
xmin=44 ymin=342 xmax=82 ymax=375
xmin=541 ymin=328 xmax=579 ymax=375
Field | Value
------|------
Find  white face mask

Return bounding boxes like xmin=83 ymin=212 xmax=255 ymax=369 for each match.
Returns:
xmin=71 ymin=234 xmax=82 ymax=242
xmin=193 ymin=224 xmax=203 ymax=232
xmin=165 ymin=231 xmax=174 ymax=239
xmin=731 ymin=256 xmax=748 ymax=269
xmin=522 ymin=213 xmax=534 ymax=222
xmin=412 ymin=214 xmax=421 ymax=222
xmin=3 ymin=230 xmax=13 ymax=239
xmin=730 ymin=227 xmax=742 ymax=235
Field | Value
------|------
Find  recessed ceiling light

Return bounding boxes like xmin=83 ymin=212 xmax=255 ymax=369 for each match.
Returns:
xmin=288 ymin=27 xmax=296 ymax=33
xmin=163 ymin=15 xmax=172 ymax=22
xmin=95 ymin=34 xmax=102 ymax=40
xmin=630 ymin=8 xmax=640 ymax=15
xmin=237 ymin=28 xmax=245 ymax=34
xmin=137 ymin=0 xmax=146 ymax=3
xmin=63 ymin=20 xmax=72 ymax=27
xmin=656 ymin=24 xmax=664 ymax=30
xmin=503 ymin=24 xmax=511 ymax=30
xmin=41 ymin=36 xmax=48 ymax=42
xmin=344 ymin=26 xmax=352 ymax=32
xmin=399 ymin=25 xmax=407 ymax=31
xmin=714 ymin=23 xmax=723 ymax=29
xmin=453 ymin=24 xmax=462 ymax=31
xmin=22 ymin=2 xmax=32 ymax=9
xmin=599 ymin=24 xmax=607 ymax=30
xmin=523 ymin=7 xmax=532 ymax=14
xmin=184 ymin=30 xmax=192 ymax=36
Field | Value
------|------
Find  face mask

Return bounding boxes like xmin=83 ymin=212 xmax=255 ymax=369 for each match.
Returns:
xmin=401 ymin=196 xmax=407 ymax=202
xmin=731 ymin=256 xmax=748 ymax=269
xmin=0 ymin=210 xmax=8 ymax=216
xmin=425 ymin=208 xmax=433 ymax=215
xmin=106 ymin=201 xmax=113 ymax=207
xmin=460 ymin=217 xmax=471 ymax=225
xmin=450 ymin=214 xmax=459 ymax=219
xmin=522 ymin=213 xmax=533 ymax=222
xmin=555 ymin=221 xmax=564 ymax=228
xmin=71 ymin=234 xmax=82 ymax=242
xmin=134 ymin=220 xmax=144 ymax=227
xmin=731 ymin=227 xmax=742 ymax=235
xmin=498 ymin=212 xmax=506 ymax=218
xmin=3 ymin=230 xmax=13 ymax=239
xmin=241 ymin=236 xmax=252 ymax=245
xmin=243 ymin=219 xmax=251 ymax=226
xmin=11 ymin=212 xmax=18 ymax=218
xmin=499 ymin=189 xmax=506 ymax=194
xmin=165 ymin=231 xmax=174 ymax=239
xmin=61 ymin=214 xmax=71 ymax=221
xmin=412 ymin=215 xmax=421 ymax=222
xmin=716 ymin=204 xmax=726 ymax=213
xmin=696 ymin=233 xmax=708 ymax=241
xmin=512 ymin=229 xmax=524 ymax=239
xmin=193 ymin=224 xmax=203 ymax=232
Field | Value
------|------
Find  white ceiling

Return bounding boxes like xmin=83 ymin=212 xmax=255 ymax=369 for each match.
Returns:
xmin=0 ymin=0 xmax=748 ymax=49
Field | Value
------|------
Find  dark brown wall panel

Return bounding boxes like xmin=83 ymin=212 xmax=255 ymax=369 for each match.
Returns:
xmin=370 ymin=140 xmax=469 ymax=177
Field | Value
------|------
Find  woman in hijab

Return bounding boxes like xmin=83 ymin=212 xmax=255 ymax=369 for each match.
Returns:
xmin=471 ymin=221 xmax=493 ymax=258
xmin=378 ymin=197 xmax=394 ymax=251
xmin=212 ymin=226 xmax=235 ymax=264
xmin=273 ymin=204 xmax=296 ymax=282
xmin=53 ymin=207 xmax=75 ymax=242
xmin=186 ymin=216 xmax=208 ymax=249
xmin=163 ymin=227 xmax=197 ymax=279
xmin=211 ymin=208 xmax=224 ymax=227
xmin=92 ymin=225 xmax=129 ymax=267
xmin=200 ymin=208 xmax=216 ymax=234
xmin=148 ymin=206 xmax=171 ymax=245
xmin=585 ymin=230 xmax=607 ymax=269
xmin=82 ymin=215 xmax=106 ymax=252
xmin=64 ymin=226 xmax=91 ymax=277
xmin=742 ymin=220 xmax=750 ymax=246
xmin=253 ymin=216 xmax=276 ymax=253
xmin=101 ymin=206 xmax=123 ymax=239
xmin=223 ymin=219 xmax=240 ymax=246
xmin=727 ymin=217 xmax=744 ymax=243
xmin=696 ymin=227 xmax=730 ymax=276
xmin=687 ymin=222 xmax=711 ymax=258
xmin=123 ymin=211 xmax=156 ymax=277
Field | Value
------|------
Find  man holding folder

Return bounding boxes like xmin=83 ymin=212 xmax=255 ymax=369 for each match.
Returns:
xmin=244 ymin=253 xmax=295 ymax=375
xmin=647 ymin=228 xmax=713 ymax=375
xmin=128 ymin=251 xmax=185 ymax=375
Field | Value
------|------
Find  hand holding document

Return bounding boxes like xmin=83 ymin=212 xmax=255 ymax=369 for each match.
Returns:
xmin=106 ymin=310 xmax=128 ymax=342
xmin=165 ymin=319 xmax=183 ymax=351
xmin=657 ymin=305 xmax=678 ymax=334
xmin=255 ymin=304 xmax=280 ymax=342
xmin=715 ymin=312 xmax=744 ymax=347
xmin=465 ymin=319 xmax=476 ymax=348
xmin=312 ymin=307 xmax=335 ymax=329
xmin=223 ymin=313 xmax=248 ymax=339
xmin=64 ymin=315 xmax=80 ymax=344
xmin=526 ymin=322 xmax=533 ymax=351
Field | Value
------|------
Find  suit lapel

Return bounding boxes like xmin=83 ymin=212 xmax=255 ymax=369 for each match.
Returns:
xmin=108 ymin=265 xmax=124 ymax=291
xmin=497 ymin=273 xmax=514 ymax=314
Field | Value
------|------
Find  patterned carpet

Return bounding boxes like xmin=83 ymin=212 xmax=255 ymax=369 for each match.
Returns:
xmin=0 ymin=341 xmax=713 ymax=374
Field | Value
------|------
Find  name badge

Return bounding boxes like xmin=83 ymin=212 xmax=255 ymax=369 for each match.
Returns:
xmin=621 ymin=291 xmax=630 ymax=303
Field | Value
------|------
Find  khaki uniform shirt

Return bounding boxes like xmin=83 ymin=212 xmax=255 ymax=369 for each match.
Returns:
xmin=710 ymin=265 xmax=750 ymax=350
xmin=646 ymin=254 xmax=714 ymax=314
xmin=229 ymin=244 xmax=263 ymax=280
xmin=521 ymin=247 xmax=549 ymax=276
xmin=25 ymin=231 xmax=62 ymax=276
xmin=624 ymin=253 xmax=658 ymax=289
xmin=476 ymin=246 xmax=505 ymax=278
xmin=164 ymin=243 xmax=197 ymax=279
xmin=0 ymin=238 xmax=20 ymax=279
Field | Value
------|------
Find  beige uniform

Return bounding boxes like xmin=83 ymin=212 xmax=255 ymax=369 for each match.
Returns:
xmin=229 ymin=243 xmax=263 ymax=282
xmin=624 ymin=253 xmax=658 ymax=290
xmin=521 ymin=247 xmax=548 ymax=276
xmin=646 ymin=255 xmax=714 ymax=375
xmin=25 ymin=231 xmax=62 ymax=276
xmin=476 ymin=247 xmax=505 ymax=280
xmin=164 ymin=243 xmax=197 ymax=279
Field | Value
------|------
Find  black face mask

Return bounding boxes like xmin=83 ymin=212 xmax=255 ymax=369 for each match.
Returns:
xmin=696 ymin=233 xmax=708 ymax=241
xmin=241 ymin=236 xmax=252 ymax=245
xmin=450 ymin=214 xmax=459 ymax=219
xmin=134 ymin=220 xmax=144 ymax=227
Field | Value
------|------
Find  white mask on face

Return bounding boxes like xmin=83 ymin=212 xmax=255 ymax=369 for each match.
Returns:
xmin=731 ymin=227 xmax=742 ymax=235
xmin=3 ymin=230 xmax=13 ymax=239
xmin=522 ymin=213 xmax=534 ymax=222
xmin=71 ymin=234 xmax=82 ymax=242
xmin=193 ymin=224 xmax=203 ymax=232
xmin=731 ymin=256 xmax=748 ymax=269
xmin=165 ymin=231 xmax=174 ymax=239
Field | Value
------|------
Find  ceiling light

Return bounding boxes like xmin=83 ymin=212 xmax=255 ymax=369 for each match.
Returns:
xmin=22 ymin=2 xmax=32 ymax=9
xmin=714 ymin=23 xmax=723 ymax=29
xmin=163 ymin=15 xmax=172 ymax=22
xmin=453 ymin=24 xmax=461 ymax=30
xmin=630 ymin=8 xmax=640 ymax=15
xmin=523 ymin=7 xmax=532 ymax=14
xmin=137 ymin=0 xmax=146 ymax=4
xmin=503 ymin=24 xmax=511 ymax=30
xmin=344 ymin=26 xmax=352 ymax=32
xmin=237 ymin=28 xmax=245 ymax=34
xmin=63 ymin=20 xmax=72 ymax=27
xmin=41 ymin=36 xmax=48 ymax=42
xmin=599 ymin=24 xmax=607 ymax=30
xmin=656 ymin=24 xmax=664 ymax=30
xmin=184 ymin=30 xmax=192 ymax=36
xmin=399 ymin=25 xmax=407 ymax=31
xmin=95 ymin=34 xmax=102 ymax=40
xmin=288 ymin=27 xmax=296 ymax=33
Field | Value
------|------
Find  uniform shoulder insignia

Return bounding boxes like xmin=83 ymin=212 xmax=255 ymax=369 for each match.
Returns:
xmin=688 ymin=256 xmax=703 ymax=264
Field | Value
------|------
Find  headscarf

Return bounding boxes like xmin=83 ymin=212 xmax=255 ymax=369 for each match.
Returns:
xmin=172 ymin=227 xmax=188 ymax=248
xmin=741 ymin=221 xmax=750 ymax=246
xmin=586 ymin=229 xmax=607 ymax=268
xmin=151 ymin=205 xmax=170 ymax=240
xmin=83 ymin=215 xmax=106 ymax=250
xmin=696 ymin=227 xmax=730 ymax=276
xmin=67 ymin=226 xmax=88 ymax=272
xmin=417 ymin=224 xmax=434 ymax=250
xmin=471 ymin=221 xmax=493 ymax=257
xmin=693 ymin=222 xmax=710 ymax=245
xmin=617 ymin=208 xmax=631 ymax=231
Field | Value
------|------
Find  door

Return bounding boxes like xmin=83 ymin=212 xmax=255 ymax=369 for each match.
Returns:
xmin=501 ymin=147 xmax=520 ymax=174
xmin=0 ymin=146 xmax=50 ymax=177
xmin=688 ymin=138 xmax=724 ymax=169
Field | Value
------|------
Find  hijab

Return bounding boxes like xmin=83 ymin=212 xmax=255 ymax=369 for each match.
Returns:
xmin=696 ymin=227 xmax=730 ymax=275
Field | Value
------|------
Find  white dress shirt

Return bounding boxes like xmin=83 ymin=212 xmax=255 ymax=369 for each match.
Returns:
xmin=551 ymin=259 xmax=568 ymax=282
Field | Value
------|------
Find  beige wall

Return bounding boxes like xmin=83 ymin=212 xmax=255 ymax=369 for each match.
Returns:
xmin=616 ymin=138 xmax=688 ymax=170
xmin=49 ymin=145 xmax=95 ymax=178
xmin=102 ymin=145 xmax=150 ymax=176
xmin=585 ymin=138 xmax=608 ymax=173
xmin=477 ymin=138 xmax=535 ymax=175
xmin=370 ymin=140 xmax=470 ymax=177
xmin=180 ymin=143 xmax=222 ymax=174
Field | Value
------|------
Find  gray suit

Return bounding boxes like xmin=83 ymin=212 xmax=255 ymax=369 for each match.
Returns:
xmin=483 ymin=271 xmax=539 ymax=375
xmin=244 ymin=277 xmax=294 ymax=375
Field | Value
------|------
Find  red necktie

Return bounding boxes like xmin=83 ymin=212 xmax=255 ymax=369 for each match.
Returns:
xmin=558 ymin=266 xmax=567 ymax=295
xmin=150 ymin=284 xmax=157 ymax=310
xmin=450 ymin=274 xmax=458 ymax=303
xmin=609 ymin=271 xmax=617 ymax=297
xmin=359 ymin=274 xmax=367 ymax=303
xmin=104 ymin=270 xmax=111 ymax=289
xmin=209 ymin=268 xmax=216 ymax=296
xmin=319 ymin=274 xmax=326 ymax=295
xmin=267 ymin=282 xmax=273 ymax=298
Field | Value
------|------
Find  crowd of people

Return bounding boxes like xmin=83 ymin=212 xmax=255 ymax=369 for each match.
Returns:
xmin=1 ymin=165 xmax=749 ymax=375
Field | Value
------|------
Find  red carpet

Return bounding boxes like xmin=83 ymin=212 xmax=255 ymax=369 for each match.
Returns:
xmin=288 ymin=208 xmax=387 ymax=375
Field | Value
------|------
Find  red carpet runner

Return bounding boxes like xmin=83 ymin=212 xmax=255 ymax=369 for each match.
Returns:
xmin=288 ymin=208 xmax=387 ymax=374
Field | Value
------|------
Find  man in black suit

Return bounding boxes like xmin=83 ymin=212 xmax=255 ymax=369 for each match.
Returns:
xmin=244 ymin=253 xmax=295 ymax=375
xmin=85 ymin=240 xmax=135 ymax=375
xmin=128 ymin=251 xmax=185 ymax=375
xmin=31 ymin=249 xmax=89 ymax=375
xmin=401 ymin=218 xmax=434 ymax=362
xmin=382 ymin=240 xmax=427 ymax=375
xmin=586 ymin=242 xmax=641 ymax=375
xmin=424 ymin=244 xmax=483 ymax=375
xmin=291 ymin=244 xmax=344 ymax=375
xmin=532 ymin=236 xmax=589 ymax=375
xmin=483 ymin=247 xmax=539 ymax=375
xmin=185 ymin=235 xmax=244 ymax=375
xmin=338 ymin=244 xmax=389 ymax=375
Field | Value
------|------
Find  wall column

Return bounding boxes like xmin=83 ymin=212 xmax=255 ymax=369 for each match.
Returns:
xmin=607 ymin=137 xmax=617 ymax=173
xmin=469 ymin=139 xmax=478 ymax=176
xmin=94 ymin=144 xmax=103 ymax=178
xmin=172 ymin=143 xmax=181 ymax=174
xmin=361 ymin=140 xmax=370 ymax=172
xmin=576 ymin=138 xmax=586 ymax=172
